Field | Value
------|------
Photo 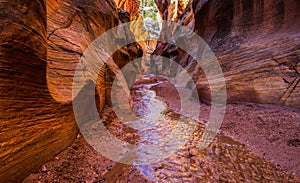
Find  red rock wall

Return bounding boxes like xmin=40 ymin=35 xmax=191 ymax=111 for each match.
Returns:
xmin=193 ymin=0 xmax=300 ymax=45
xmin=0 ymin=0 xmax=78 ymax=182
xmin=153 ymin=0 xmax=300 ymax=108
xmin=155 ymin=0 xmax=189 ymax=21
xmin=193 ymin=0 xmax=300 ymax=108
xmin=47 ymin=0 xmax=121 ymax=107
xmin=0 ymin=0 xmax=142 ymax=181
xmin=115 ymin=0 xmax=140 ymax=20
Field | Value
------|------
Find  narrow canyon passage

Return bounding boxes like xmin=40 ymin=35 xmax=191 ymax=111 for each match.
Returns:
xmin=1 ymin=0 xmax=300 ymax=182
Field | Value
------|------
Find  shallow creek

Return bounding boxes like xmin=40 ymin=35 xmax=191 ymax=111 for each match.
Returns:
xmin=26 ymin=76 xmax=299 ymax=182
xmin=69 ymin=77 xmax=297 ymax=183
xmin=95 ymin=76 xmax=296 ymax=182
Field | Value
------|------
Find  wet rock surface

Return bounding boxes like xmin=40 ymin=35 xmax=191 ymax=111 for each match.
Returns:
xmin=26 ymin=78 xmax=299 ymax=182
xmin=152 ymin=79 xmax=300 ymax=178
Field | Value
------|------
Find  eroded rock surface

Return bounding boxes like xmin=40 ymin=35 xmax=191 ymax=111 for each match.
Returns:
xmin=1 ymin=0 xmax=142 ymax=181
xmin=153 ymin=0 xmax=300 ymax=108
xmin=194 ymin=0 xmax=300 ymax=108
xmin=1 ymin=0 xmax=299 ymax=182
xmin=155 ymin=0 xmax=189 ymax=21
xmin=0 ymin=0 xmax=78 ymax=182
xmin=115 ymin=0 xmax=140 ymax=20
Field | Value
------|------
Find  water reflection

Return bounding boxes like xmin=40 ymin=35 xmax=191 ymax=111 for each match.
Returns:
xmin=128 ymin=76 xmax=296 ymax=182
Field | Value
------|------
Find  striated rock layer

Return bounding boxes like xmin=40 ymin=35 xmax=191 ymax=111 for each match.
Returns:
xmin=0 ymin=0 xmax=78 ymax=182
xmin=47 ymin=0 xmax=119 ymax=107
xmin=0 ymin=0 xmax=142 ymax=181
xmin=155 ymin=0 xmax=189 ymax=21
xmin=193 ymin=0 xmax=300 ymax=108
xmin=115 ymin=0 xmax=140 ymax=20
xmin=153 ymin=0 xmax=300 ymax=108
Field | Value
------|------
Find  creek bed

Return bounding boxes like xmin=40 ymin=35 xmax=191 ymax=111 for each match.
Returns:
xmin=26 ymin=76 xmax=299 ymax=183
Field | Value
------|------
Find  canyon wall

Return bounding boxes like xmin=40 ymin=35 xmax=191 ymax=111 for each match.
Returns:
xmin=0 ymin=0 xmax=78 ymax=181
xmin=154 ymin=0 xmax=300 ymax=108
xmin=0 ymin=0 xmax=141 ymax=181
xmin=115 ymin=0 xmax=140 ymax=20
xmin=47 ymin=0 xmax=121 ymax=108
xmin=155 ymin=0 xmax=189 ymax=21
xmin=0 ymin=0 xmax=299 ymax=181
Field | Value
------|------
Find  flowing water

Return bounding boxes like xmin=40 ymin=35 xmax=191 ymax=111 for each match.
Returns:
xmin=123 ymin=77 xmax=297 ymax=182
xmin=79 ymin=76 xmax=298 ymax=182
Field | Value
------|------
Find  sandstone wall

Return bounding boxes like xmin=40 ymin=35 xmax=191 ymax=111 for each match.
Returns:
xmin=193 ymin=0 xmax=300 ymax=107
xmin=153 ymin=0 xmax=300 ymax=108
xmin=115 ymin=0 xmax=140 ymax=20
xmin=155 ymin=0 xmax=189 ymax=21
xmin=47 ymin=0 xmax=121 ymax=107
xmin=0 ymin=0 xmax=78 ymax=181
xmin=0 ymin=0 xmax=141 ymax=181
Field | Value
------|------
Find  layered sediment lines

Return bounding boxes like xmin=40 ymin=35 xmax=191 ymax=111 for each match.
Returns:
xmin=154 ymin=0 xmax=300 ymax=108
xmin=1 ymin=0 xmax=299 ymax=182
xmin=0 ymin=0 xmax=77 ymax=181
xmin=0 ymin=0 xmax=141 ymax=181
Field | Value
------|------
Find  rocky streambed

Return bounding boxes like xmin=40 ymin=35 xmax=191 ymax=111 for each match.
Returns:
xmin=24 ymin=77 xmax=300 ymax=183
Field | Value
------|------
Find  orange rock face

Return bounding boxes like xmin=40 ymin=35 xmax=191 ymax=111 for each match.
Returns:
xmin=115 ymin=0 xmax=140 ymax=20
xmin=0 ymin=0 xmax=142 ymax=181
xmin=0 ymin=0 xmax=78 ymax=182
xmin=1 ymin=0 xmax=299 ymax=181
xmin=47 ymin=0 xmax=120 ymax=105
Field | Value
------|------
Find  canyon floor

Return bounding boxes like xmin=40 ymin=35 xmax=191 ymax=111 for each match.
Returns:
xmin=23 ymin=77 xmax=300 ymax=183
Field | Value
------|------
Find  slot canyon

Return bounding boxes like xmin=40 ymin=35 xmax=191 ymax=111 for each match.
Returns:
xmin=0 ymin=0 xmax=299 ymax=182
